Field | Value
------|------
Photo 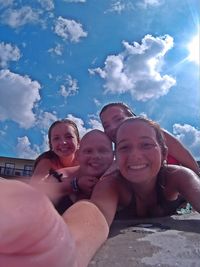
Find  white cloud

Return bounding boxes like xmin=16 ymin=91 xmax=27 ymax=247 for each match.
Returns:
xmin=105 ymin=1 xmax=134 ymax=14
xmin=48 ymin=43 xmax=64 ymax=56
xmin=65 ymin=114 xmax=103 ymax=139
xmin=63 ymin=0 xmax=86 ymax=2
xmin=36 ymin=111 xmax=58 ymax=130
xmin=93 ymin=98 xmax=101 ymax=106
xmin=0 ymin=6 xmax=41 ymax=28
xmin=66 ymin=114 xmax=88 ymax=138
xmin=0 ymin=0 xmax=13 ymax=9
xmin=59 ymin=75 xmax=79 ymax=98
xmin=88 ymin=118 xmax=103 ymax=130
xmin=0 ymin=42 xmax=21 ymax=68
xmin=38 ymin=0 xmax=55 ymax=11
xmin=139 ymin=0 xmax=162 ymax=8
xmin=54 ymin=16 xmax=87 ymax=43
xmin=0 ymin=69 xmax=41 ymax=128
xmin=106 ymin=1 xmax=126 ymax=13
xmin=16 ymin=136 xmax=40 ymax=159
xmin=89 ymin=34 xmax=176 ymax=101
xmin=173 ymin=124 xmax=200 ymax=161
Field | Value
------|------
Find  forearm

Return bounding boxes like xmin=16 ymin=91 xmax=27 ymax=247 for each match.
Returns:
xmin=175 ymin=168 xmax=200 ymax=212
xmin=62 ymin=200 xmax=109 ymax=267
xmin=30 ymin=179 xmax=74 ymax=205
xmin=0 ymin=179 xmax=77 ymax=267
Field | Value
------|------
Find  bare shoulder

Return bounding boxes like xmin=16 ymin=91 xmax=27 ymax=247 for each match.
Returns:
xmin=35 ymin=158 xmax=53 ymax=168
xmin=164 ymin=165 xmax=200 ymax=186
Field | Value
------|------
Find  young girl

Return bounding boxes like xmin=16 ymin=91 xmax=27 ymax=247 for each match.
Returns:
xmin=91 ymin=117 xmax=200 ymax=225
xmin=1 ymin=117 xmax=200 ymax=267
xmin=99 ymin=102 xmax=200 ymax=175
xmin=32 ymin=119 xmax=80 ymax=179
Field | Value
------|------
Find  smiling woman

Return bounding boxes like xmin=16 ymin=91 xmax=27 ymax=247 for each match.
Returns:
xmin=187 ymin=33 xmax=200 ymax=65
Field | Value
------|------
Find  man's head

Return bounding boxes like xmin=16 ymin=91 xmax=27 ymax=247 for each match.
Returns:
xmin=77 ymin=129 xmax=114 ymax=177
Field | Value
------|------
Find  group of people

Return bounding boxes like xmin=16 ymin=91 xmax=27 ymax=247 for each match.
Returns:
xmin=1 ymin=102 xmax=200 ymax=267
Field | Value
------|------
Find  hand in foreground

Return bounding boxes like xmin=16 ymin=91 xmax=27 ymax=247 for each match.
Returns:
xmin=0 ymin=179 xmax=77 ymax=267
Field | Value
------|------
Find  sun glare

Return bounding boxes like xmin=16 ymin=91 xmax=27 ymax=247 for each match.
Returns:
xmin=187 ymin=34 xmax=200 ymax=65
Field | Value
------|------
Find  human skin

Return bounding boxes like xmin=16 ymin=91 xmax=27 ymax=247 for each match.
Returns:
xmin=0 ymin=179 xmax=77 ymax=267
xmin=91 ymin=118 xmax=200 ymax=225
xmin=0 ymin=121 xmax=199 ymax=267
xmin=31 ymin=130 xmax=114 ymax=205
xmin=100 ymin=105 xmax=200 ymax=174
xmin=32 ymin=122 xmax=80 ymax=179
xmin=0 ymin=179 xmax=108 ymax=267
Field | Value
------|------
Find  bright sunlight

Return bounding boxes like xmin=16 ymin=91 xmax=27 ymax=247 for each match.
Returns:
xmin=187 ymin=34 xmax=200 ymax=65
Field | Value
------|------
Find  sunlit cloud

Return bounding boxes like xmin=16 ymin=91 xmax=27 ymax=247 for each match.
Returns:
xmin=16 ymin=136 xmax=40 ymax=159
xmin=89 ymin=34 xmax=176 ymax=101
xmin=59 ymin=75 xmax=79 ymax=98
xmin=38 ymin=0 xmax=55 ymax=11
xmin=0 ymin=69 xmax=41 ymax=128
xmin=173 ymin=123 xmax=200 ymax=161
xmin=187 ymin=33 xmax=200 ymax=65
xmin=0 ymin=42 xmax=21 ymax=68
xmin=54 ymin=16 xmax=88 ymax=43
xmin=0 ymin=6 xmax=42 ymax=28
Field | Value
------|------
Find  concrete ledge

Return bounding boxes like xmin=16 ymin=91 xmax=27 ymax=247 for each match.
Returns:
xmin=89 ymin=212 xmax=200 ymax=267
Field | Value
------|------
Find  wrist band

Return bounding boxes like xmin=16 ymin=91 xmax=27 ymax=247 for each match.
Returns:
xmin=71 ymin=177 xmax=80 ymax=192
xmin=49 ymin=169 xmax=63 ymax=183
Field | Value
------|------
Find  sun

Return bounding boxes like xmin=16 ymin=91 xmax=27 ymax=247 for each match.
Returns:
xmin=187 ymin=34 xmax=199 ymax=64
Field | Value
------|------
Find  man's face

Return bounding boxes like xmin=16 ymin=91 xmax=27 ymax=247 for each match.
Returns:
xmin=78 ymin=131 xmax=114 ymax=177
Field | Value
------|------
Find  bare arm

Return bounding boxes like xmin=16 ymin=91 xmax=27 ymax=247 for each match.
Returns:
xmin=90 ymin=176 xmax=120 ymax=226
xmin=167 ymin=166 xmax=200 ymax=213
xmin=63 ymin=200 xmax=109 ymax=267
xmin=0 ymin=179 xmax=77 ymax=267
xmin=30 ymin=178 xmax=73 ymax=205
xmin=0 ymin=179 xmax=109 ymax=267
xmin=162 ymin=130 xmax=199 ymax=174
xmin=31 ymin=158 xmax=53 ymax=180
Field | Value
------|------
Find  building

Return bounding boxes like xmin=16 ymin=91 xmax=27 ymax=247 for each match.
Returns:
xmin=0 ymin=156 xmax=35 ymax=180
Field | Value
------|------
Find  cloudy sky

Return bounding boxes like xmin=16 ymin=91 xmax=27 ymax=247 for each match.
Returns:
xmin=0 ymin=0 xmax=199 ymax=160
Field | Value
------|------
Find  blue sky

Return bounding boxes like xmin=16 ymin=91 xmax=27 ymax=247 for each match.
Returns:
xmin=0 ymin=0 xmax=199 ymax=160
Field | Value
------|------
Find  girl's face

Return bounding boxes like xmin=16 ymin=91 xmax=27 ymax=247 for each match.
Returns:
xmin=100 ymin=106 xmax=128 ymax=143
xmin=78 ymin=131 xmax=114 ymax=177
xmin=116 ymin=120 xmax=163 ymax=185
xmin=50 ymin=123 xmax=79 ymax=158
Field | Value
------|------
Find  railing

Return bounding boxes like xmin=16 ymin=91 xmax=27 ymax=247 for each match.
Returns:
xmin=0 ymin=166 xmax=33 ymax=178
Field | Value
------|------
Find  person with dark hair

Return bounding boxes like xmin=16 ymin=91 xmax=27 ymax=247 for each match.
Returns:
xmin=99 ymin=102 xmax=200 ymax=175
xmin=31 ymin=129 xmax=114 ymax=214
xmin=91 ymin=117 xmax=200 ymax=225
xmin=1 ymin=117 xmax=200 ymax=267
xmin=32 ymin=119 xmax=80 ymax=180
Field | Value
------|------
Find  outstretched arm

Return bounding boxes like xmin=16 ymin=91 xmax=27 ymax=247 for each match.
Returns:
xmin=167 ymin=166 xmax=200 ymax=212
xmin=0 ymin=179 xmax=77 ymax=267
xmin=31 ymin=158 xmax=53 ymax=180
xmin=90 ymin=176 xmax=120 ymax=226
xmin=0 ymin=179 xmax=109 ymax=267
xmin=63 ymin=200 xmax=109 ymax=267
xmin=162 ymin=130 xmax=199 ymax=175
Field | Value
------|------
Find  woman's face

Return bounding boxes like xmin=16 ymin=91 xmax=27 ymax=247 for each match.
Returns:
xmin=78 ymin=131 xmax=114 ymax=177
xmin=50 ymin=123 xmax=79 ymax=158
xmin=100 ymin=106 xmax=128 ymax=143
xmin=116 ymin=120 xmax=163 ymax=185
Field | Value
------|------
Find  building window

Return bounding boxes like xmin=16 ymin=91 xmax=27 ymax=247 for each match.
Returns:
xmin=4 ymin=163 xmax=15 ymax=176
xmin=23 ymin=165 xmax=33 ymax=176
